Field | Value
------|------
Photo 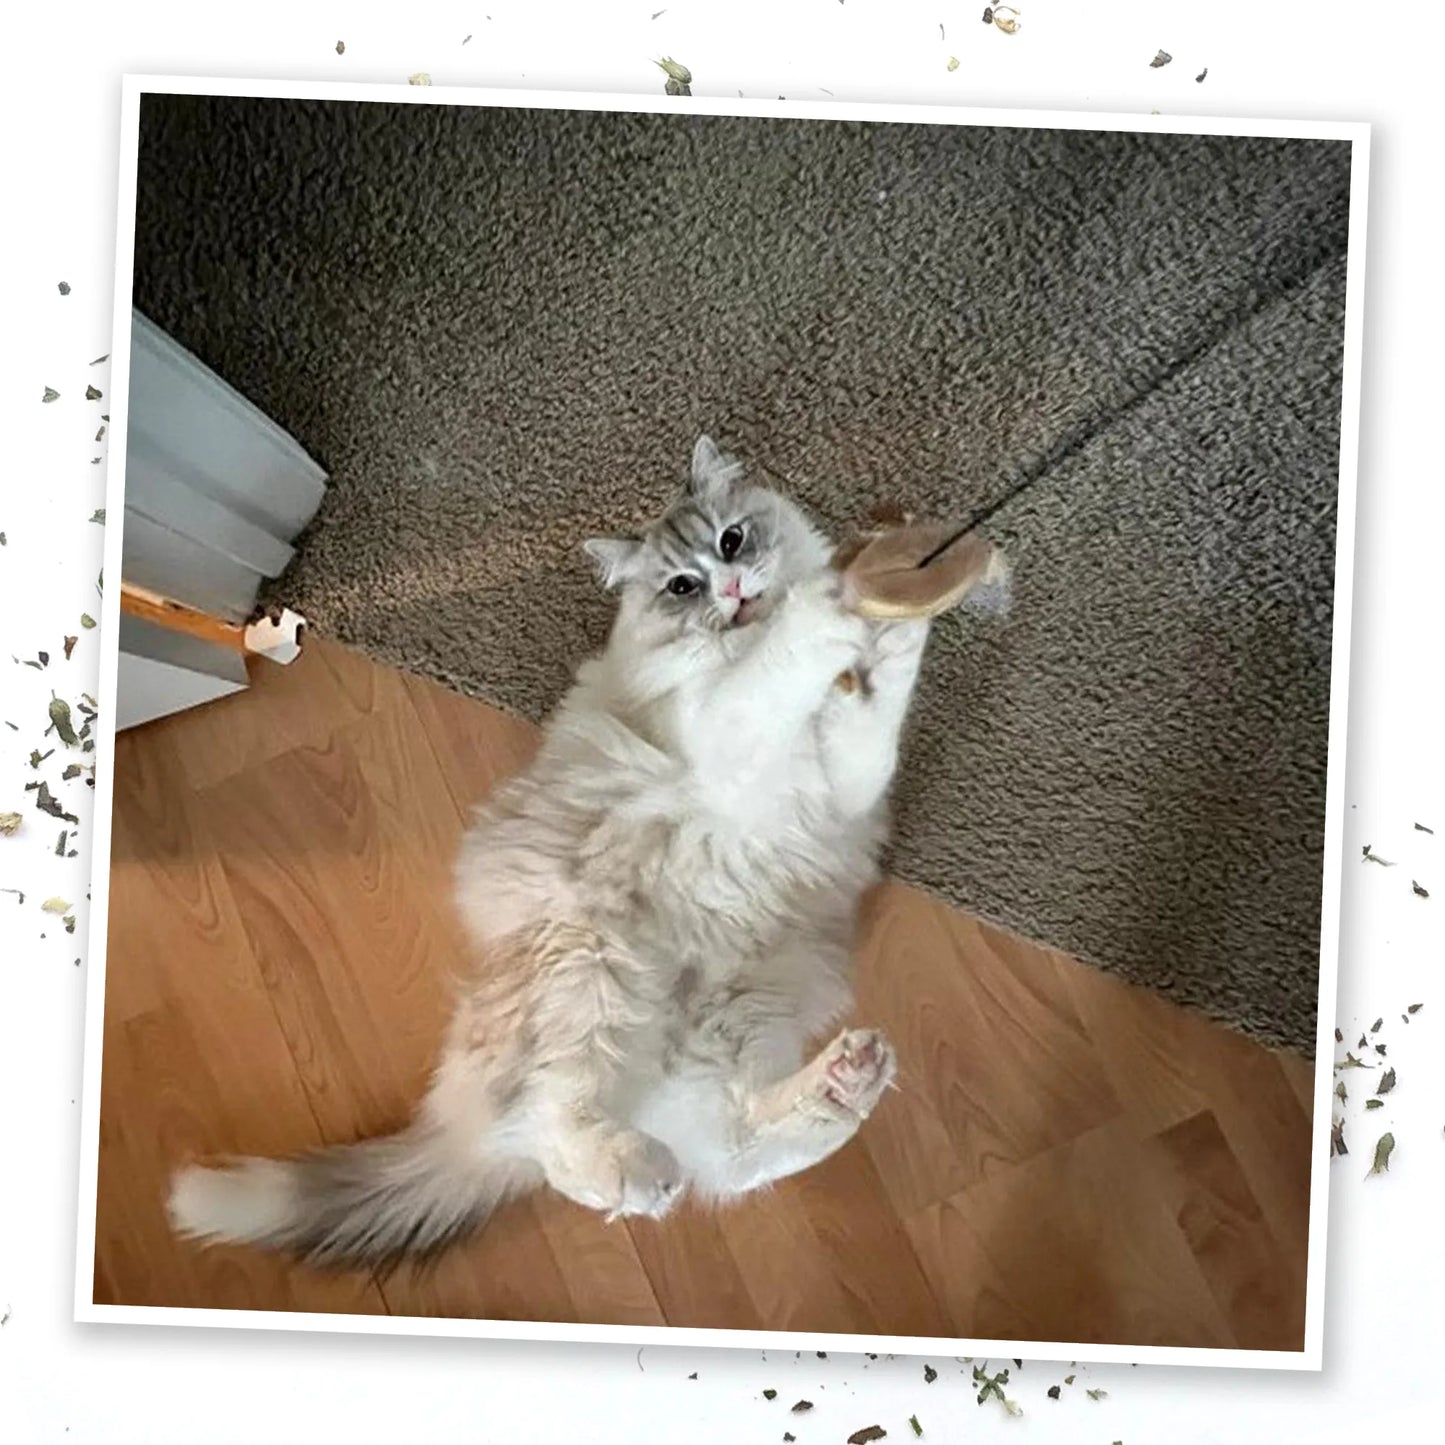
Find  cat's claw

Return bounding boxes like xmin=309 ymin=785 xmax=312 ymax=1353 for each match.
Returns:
xmin=818 ymin=1028 xmax=897 ymax=1120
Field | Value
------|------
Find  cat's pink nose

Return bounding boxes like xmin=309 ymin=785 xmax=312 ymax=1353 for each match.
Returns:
xmin=721 ymin=575 xmax=742 ymax=599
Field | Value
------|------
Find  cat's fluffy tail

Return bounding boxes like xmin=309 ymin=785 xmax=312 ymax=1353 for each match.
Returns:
xmin=168 ymin=1125 xmax=532 ymax=1270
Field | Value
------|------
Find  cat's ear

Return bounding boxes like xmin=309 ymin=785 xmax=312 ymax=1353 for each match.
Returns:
xmin=583 ymin=537 xmax=642 ymax=590
xmin=689 ymin=434 xmax=743 ymax=502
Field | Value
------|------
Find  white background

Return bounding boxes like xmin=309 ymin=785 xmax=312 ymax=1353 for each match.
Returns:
xmin=1 ymin=2 xmax=1441 ymax=1440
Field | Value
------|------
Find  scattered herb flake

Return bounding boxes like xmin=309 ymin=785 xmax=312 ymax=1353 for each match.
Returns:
xmin=29 ymin=749 xmax=53 ymax=769
xmin=983 ymin=7 xmax=993 ymax=21
xmin=1334 ymin=1027 xmax=1343 ymax=1043
xmin=784 ymin=1436 xmax=796 ymax=1443
xmin=41 ymin=897 xmax=71 ymax=914
xmin=1415 ymin=822 xmax=1434 ymax=834
xmin=58 ymin=280 xmax=71 ymax=295
xmin=336 ymin=40 xmax=345 ymax=54
xmin=1 ymin=887 xmax=25 ymax=904
xmin=924 ymin=1364 xmax=937 ymax=1383
xmin=50 ymin=698 xmax=79 ymax=746
xmin=1408 ymin=1003 xmax=1423 ymax=1014
xmin=1376 ymin=1068 xmax=1397 ymax=1096
xmin=1196 ymin=67 xmax=1208 ymax=82
xmin=910 ymin=1417 xmax=922 ymax=1438
xmin=1366 ymin=1098 xmax=1383 ymax=1110
xmin=42 ymin=387 xmax=59 ymax=403
xmin=1088 ymin=1389 xmax=1109 ymax=1401
xmin=1362 ymin=843 xmax=1395 ymax=867
xmin=1375 ymin=1044 xmax=1387 ymax=1056
xmin=1150 ymin=50 xmax=1172 ymax=67
xmin=95 ymin=425 xmax=106 ymax=442
xmin=408 ymin=72 xmax=431 ymax=85
xmin=55 ymin=829 xmax=67 ymax=856
xmin=64 ymin=915 xmax=76 ymax=934
xmin=1366 ymin=1132 xmax=1395 ymax=1177
xmin=763 ymin=1390 xmax=777 ymax=1400
xmin=790 ymin=1400 xmax=813 ymax=1413
xmin=1336 ymin=1051 xmax=1373 ymax=1070
xmin=63 ymin=636 xmax=77 ymax=660
xmin=1064 ymin=1374 xmax=1075 ymax=1385
xmin=1330 ymin=1118 xmax=1348 ymax=1157
xmin=1413 ymin=880 xmax=1430 ymax=898
xmin=1371 ymin=1017 xmax=1383 ymax=1032
xmin=90 ymin=509 xmax=105 ymax=524
xmin=1047 ymin=1384 xmax=1061 ymax=1399
xmin=947 ymin=57 xmax=960 ymax=71
xmin=90 ymin=354 xmax=108 ymax=366
xmin=85 ymin=385 xmax=102 ymax=401
xmin=848 ymin=1430 xmax=887 ymax=1445
xmin=1334 ymin=1080 xmax=1347 ymax=1103
xmin=0 ymin=813 xmax=22 ymax=837
xmin=33 ymin=782 xmax=78 ymax=825
xmin=992 ymin=5 xmax=1019 ymax=33
xmin=80 ymin=614 xmax=96 ymax=630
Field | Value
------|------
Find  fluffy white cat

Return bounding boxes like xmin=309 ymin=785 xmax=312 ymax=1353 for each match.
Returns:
xmin=169 ymin=436 xmax=969 ymax=1268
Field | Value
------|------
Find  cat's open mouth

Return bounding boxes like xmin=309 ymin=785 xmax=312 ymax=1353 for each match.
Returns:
xmin=733 ymin=594 xmax=765 ymax=627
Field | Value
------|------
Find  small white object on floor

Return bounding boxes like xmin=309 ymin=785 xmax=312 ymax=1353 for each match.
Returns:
xmin=243 ymin=608 xmax=306 ymax=665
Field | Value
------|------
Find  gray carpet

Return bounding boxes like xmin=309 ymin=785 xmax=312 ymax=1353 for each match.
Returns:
xmin=131 ymin=96 xmax=1351 ymax=1054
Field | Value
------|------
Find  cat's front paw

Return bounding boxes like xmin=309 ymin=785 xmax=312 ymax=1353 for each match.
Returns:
xmin=603 ymin=1130 xmax=685 ymax=1222
xmin=816 ymin=1028 xmax=897 ymax=1120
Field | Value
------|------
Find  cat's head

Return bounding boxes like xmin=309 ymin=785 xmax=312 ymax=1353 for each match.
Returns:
xmin=585 ymin=436 xmax=832 ymax=640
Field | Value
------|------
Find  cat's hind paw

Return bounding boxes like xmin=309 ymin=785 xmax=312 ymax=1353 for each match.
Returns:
xmin=817 ymin=1028 xmax=897 ymax=1120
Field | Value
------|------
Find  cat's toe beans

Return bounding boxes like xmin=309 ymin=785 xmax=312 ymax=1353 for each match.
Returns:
xmin=821 ymin=1028 xmax=896 ymax=1117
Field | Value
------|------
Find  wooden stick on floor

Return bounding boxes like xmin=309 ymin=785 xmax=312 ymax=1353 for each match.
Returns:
xmin=119 ymin=580 xmax=307 ymax=664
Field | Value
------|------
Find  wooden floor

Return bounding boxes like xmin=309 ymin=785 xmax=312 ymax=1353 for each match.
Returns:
xmin=94 ymin=638 xmax=1316 ymax=1349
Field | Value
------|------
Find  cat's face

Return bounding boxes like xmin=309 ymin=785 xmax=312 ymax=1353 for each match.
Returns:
xmin=586 ymin=437 xmax=832 ymax=640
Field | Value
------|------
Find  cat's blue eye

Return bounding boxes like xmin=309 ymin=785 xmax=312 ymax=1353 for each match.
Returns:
xmin=667 ymin=575 xmax=700 ymax=597
xmin=718 ymin=523 xmax=746 ymax=561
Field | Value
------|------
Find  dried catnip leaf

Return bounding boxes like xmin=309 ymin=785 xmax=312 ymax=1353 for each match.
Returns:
xmin=95 ymin=425 xmax=106 ymax=442
xmin=1087 ymin=1389 xmax=1109 ymax=1401
xmin=89 ymin=509 xmax=105 ymax=524
xmin=41 ymin=897 xmax=71 ymax=914
xmin=1415 ymin=822 xmax=1434 ymax=833
xmin=80 ymin=614 xmax=96 ymax=629
xmin=1362 ymin=844 xmax=1395 ymax=866
xmin=61 ymin=764 xmax=82 ymax=781
xmin=924 ymin=1364 xmax=937 ymax=1383
xmin=993 ymin=5 xmax=1020 ymax=32
xmin=0 ymin=813 xmax=22 ymax=836
xmin=64 ymin=915 xmax=75 ymax=933
xmin=58 ymin=281 xmax=71 ymax=295
xmin=1330 ymin=1118 xmax=1347 ymax=1157
xmin=1334 ymin=1080 xmax=1346 ymax=1103
xmin=1408 ymin=1003 xmax=1423 ymax=1013
xmin=1375 ymin=1044 xmax=1387 ymax=1056
xmin=784 ymin=1436 xmax=796 ymax=1443
xmin=1371 ymin=1018 xmax=1383 ymax=1032
xmin=408 ymin=72 xmax=431 ymax=85
xmin=42 ymin=387 xmax=59 ymax=403
xmin=790 ymin=1400 xmax=813 ymax=1413
xmin=1366 ymin=1098 xmax=1383 ymax=1110
xmin=63 ymin=636 xmax=77 ymax=660
xmin=29 ymin=750 xmax=53 ymax=769
xmin=1413 ymin=880 xmax=1430 ymax=898
xmin=1377 ymin=1068 xmax=1397 ymax=1095
xmin=1334 ymin=1027 xmax=1343 ymax=1042
xmin=1335 ymin=1052 xmax=1373 ymax=1070
xmin=847 ymin=1428 xmax=887 ymax=1444
xmin=335 ymin=40 xmax=345 ymax=54
xmin=1064 ymin=1375 xmax=1075 ymax=1386
xmin=55 ymin=829 xmax=67 ymax=856
xmin=1366 ymin=1132 xmax=1395 ymax=1177
xmin=1197 ymin=67 xmax=1208 ymax=81
xmin=85 ymin=385 xmax=102 ymax=401
xmin=1 ymin=887 xmax=25 ymax=904
xmin=1150 ymin=50 xmax=1172 ymax=67
xmin=50 ymin=698 xmax=79 ymax=746
xmin=33 ymin=782 xmax=78 ymax=825
xmin=763 ymin=1390 xmax=777 ymax=1400
xmin=90 ymin=354 xmax=108 ymax=366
